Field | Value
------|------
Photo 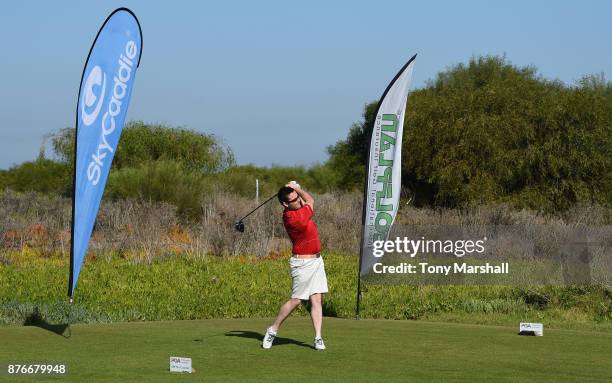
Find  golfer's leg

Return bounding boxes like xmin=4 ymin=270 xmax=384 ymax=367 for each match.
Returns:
xmin=309 ymin=293 xmax=322 ymax=338
xmin=271 ymin=298 xmax=301 ymax=332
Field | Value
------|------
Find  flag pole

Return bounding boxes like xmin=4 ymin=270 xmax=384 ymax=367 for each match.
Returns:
xmin=355 ymin=141 xmax=372 ymax=319
xmin=67 ymin=7 xmax=143 ymax=300
xmin=355 ymin=54 xmax=417 ymax=319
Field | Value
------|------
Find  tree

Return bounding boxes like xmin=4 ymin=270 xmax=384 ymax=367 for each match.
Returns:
xmin=326 ymin=55 xmax=612 ymax=212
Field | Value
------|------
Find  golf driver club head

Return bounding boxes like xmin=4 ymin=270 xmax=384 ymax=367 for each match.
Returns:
xmin=234 ymin=220 xmax=245 ymax=233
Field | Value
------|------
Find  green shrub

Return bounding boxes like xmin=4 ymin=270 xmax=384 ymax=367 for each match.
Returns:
xmin=213 ymin=164 xmax=339 ymax=197
xmin=1 ymin=252 xmax=610 ymax=329
xmin=0 ymin=159 xmax=70 ymax=195
xmin=51 ymin=121 xmax=235 ymax=173
xmin=106 ymin=160 xmax=209 ymax=220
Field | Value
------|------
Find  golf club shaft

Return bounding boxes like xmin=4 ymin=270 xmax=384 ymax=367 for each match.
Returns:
xmin=239 ymin=193 xmax=278 ymax=221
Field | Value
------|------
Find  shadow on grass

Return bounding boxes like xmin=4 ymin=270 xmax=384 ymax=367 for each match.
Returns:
xmin=300 ymin=300 xmax=338 ymax=317
xmin=23 ymin=307 xmax=71 ymax=338
xmin=224 ymin=330 xmax=314 ymax=349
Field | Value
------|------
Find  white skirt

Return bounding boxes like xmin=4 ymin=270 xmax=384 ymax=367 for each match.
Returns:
xmin=289 ymin=256 xmax=329 ymax=300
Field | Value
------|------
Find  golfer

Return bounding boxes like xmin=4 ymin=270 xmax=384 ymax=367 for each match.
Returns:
xmin=262 ymin=181 xmax=328 ymax=351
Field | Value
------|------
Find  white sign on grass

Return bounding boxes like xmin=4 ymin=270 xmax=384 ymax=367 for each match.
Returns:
xmin=170 ymin=357 xmax=192 ymax=373
xmin=519 ymin=322 xmax=543 ymax=336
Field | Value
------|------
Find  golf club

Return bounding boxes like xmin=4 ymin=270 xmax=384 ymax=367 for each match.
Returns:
xmin=234 ymin=193 xmax=278 ymax=232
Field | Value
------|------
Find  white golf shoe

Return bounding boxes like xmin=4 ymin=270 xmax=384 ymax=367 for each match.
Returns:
xmin=314 ymin=337 xmax=326 ymax=351
xmin=262 ymin=327 xmax=276 ymax=349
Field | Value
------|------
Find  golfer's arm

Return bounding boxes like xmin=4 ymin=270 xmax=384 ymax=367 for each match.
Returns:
xmin=295 ymin=188 xmax=314 ymax=209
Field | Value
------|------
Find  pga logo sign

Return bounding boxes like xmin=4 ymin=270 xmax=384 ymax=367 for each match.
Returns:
xmin=80 ymin=40 xmax=137 ymax=186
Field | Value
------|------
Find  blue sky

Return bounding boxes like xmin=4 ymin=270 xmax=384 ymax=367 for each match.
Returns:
xmin=0 ymin=0 xmax=610 ymax=169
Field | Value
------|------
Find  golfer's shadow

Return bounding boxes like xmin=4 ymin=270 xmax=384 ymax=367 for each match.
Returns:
xmin=224 ymin=330 xmax=314 ymax=349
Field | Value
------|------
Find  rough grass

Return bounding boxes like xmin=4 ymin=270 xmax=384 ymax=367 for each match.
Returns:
xmin=1 ymin=189 xmax=609 ymax=261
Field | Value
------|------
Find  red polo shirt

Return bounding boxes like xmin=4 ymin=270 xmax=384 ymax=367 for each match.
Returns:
xmin=283 ymin=204 xmax=321 ymax=255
